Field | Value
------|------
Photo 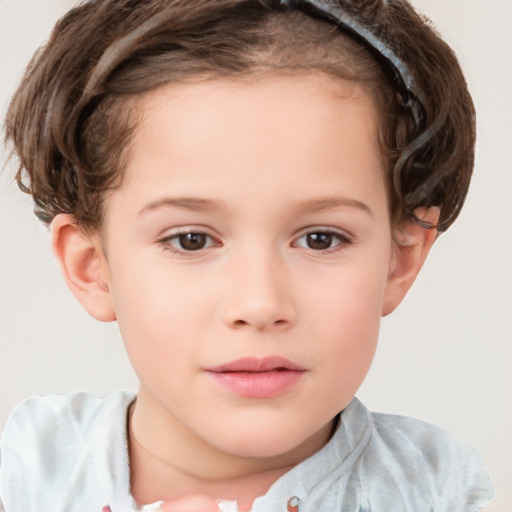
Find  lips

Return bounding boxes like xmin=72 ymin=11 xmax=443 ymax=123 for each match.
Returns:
xmin=206 ymin=356 xmax=306 ymax=373
xmin=205 ymin=356 xmax=306 ymax=398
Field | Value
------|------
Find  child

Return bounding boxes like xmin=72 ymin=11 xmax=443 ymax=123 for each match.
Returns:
xmin=0 ymin=0 xmax=495 ymax=510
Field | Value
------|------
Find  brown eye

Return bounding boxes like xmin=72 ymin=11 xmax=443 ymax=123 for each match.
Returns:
xmin=306 ymin=232 xmax=333 ymax=250
xmin=160 ymin=230 xmax=219 ymax=254
xmin=178 ymin=232 xmax=207 ymax=251
xmin=294 ymin=230 xmax=351 ymax=252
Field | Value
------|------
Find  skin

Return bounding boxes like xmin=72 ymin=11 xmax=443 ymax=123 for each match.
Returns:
xmin=52 ymin=73 xmax=438 ymax=511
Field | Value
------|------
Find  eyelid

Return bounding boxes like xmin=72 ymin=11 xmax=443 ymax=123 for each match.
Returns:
xmin=292 ymin=226 xmax=353 ymax=241
xmin=157 ymin=224 xmax=221 ymax=239
xmin=157 ymin=226 xmax=222 ymax=254
xmin=291 ymin=226 xmax=353 ymax=251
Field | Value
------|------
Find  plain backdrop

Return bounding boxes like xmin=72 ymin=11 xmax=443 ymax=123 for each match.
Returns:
xmin=1 ymin=1 xmax=511 ymax=510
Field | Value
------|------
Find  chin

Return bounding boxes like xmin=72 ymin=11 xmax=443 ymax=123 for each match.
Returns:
xmin=224 ymin=440 xmax=301 ymax=460
xmin=208 ymin=419 xmax=328 ymax=460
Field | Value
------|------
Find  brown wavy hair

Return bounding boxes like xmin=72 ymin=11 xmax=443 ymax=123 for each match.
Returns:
xmin=4 ymin=0 xmax=475 ymax=233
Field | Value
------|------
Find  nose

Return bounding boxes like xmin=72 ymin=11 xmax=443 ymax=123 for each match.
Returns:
xmin=221 ymin=249 xmax=296 ymax=331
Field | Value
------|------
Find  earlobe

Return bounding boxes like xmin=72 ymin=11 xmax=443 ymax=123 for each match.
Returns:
xmin=51 ymin=214 xmax=116 ymax=322
xmin=382 ymin=207 xmax=440 ymax=316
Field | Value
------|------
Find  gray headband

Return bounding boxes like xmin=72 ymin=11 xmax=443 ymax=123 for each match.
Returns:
xmin=280 ymin=0 xmax=426 ymax=130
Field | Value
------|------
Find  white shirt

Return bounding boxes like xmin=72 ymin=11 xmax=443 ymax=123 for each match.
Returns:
xmin=0 ymin=391 xmax=494 ymax=512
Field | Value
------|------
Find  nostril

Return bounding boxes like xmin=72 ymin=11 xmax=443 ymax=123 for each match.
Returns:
xmin=230 ymin=317 xmax=288 ymax=329
xmin=222 ymin=296 xmax=295 ymax=330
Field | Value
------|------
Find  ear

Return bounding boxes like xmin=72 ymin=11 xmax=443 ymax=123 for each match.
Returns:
xmin=382 ymin=208 xmax=440 ymax=316
xmin=51 ymin=214 xmax=116 ymax=322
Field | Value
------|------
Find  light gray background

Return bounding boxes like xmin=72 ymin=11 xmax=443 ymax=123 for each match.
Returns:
xmin=1 ymin=1 xmax=511 ymax=510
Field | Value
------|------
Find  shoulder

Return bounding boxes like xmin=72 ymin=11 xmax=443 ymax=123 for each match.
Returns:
xmin=372 ymin=410 xmax=487 ymax=475
xmin=1 ymin=390 xmax=135 ymax=448
xmin=1 ymin=389 xmax=136 ymax=460
xmin=276 ymin=399 xmax=494 ymax=511
xmin=361 ymin=405 xmax=495 ymax=510
xmin=0 ymin=390 xmax=136 ymax=510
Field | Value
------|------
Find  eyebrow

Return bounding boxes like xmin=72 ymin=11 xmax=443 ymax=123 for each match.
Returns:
xmin=139 ymin=197 xmax=220 ymax=215
xmin=138 ymin=195 xmax=373 ymax=217
xmin=294 ymin=197 xmax=373 ymax=216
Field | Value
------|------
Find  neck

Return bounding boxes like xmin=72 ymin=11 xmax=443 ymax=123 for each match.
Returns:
xmin=127 ymin=391 xmax=335 ymax=509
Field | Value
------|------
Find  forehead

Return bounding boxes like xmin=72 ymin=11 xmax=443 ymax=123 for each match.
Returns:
xmin=108 ymin=73 xmax=388 ymax=219
xmin=133 ymin=71 xmax=379 ymax=134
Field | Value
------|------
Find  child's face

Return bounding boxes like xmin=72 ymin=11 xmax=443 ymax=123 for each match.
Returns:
xmin=98 ymin=74 xmax=396 ymax=457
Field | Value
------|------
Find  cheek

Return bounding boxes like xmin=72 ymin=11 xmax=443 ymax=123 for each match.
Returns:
xmin=312 ymin=305 xmax=380 ymax=409
xmin=301 ymin=260 xmax=389 ymax=382
xmin=319 ymin=293 xmax=381 ymax=370
xmin=304 ymin=254 xmax=389 ymax=327
xmin=107 ymin=251 xmax=208 ymax=358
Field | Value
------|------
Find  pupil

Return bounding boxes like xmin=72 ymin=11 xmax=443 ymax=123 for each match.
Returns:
xmin=179 ymin=233 xmax=206 ymax=250
xmin=307 ymin=232 xmax=332 ymax=250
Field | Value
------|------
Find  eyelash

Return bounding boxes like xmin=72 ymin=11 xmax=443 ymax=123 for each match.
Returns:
xmin=157 ymin=229 xmax=220 ymax=256
xmin=292 ymin=229 xmax=352 ymax=253
xmin=157 ymin=228 xmax=352 ymax=256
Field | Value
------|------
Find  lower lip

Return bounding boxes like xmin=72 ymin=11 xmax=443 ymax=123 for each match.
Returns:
xmin=208 ymin=370 xmax=305 ymax=398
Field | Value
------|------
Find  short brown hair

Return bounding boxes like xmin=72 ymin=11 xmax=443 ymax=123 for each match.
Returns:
xmin=4 ymin=0 xmax=475 ymax=232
